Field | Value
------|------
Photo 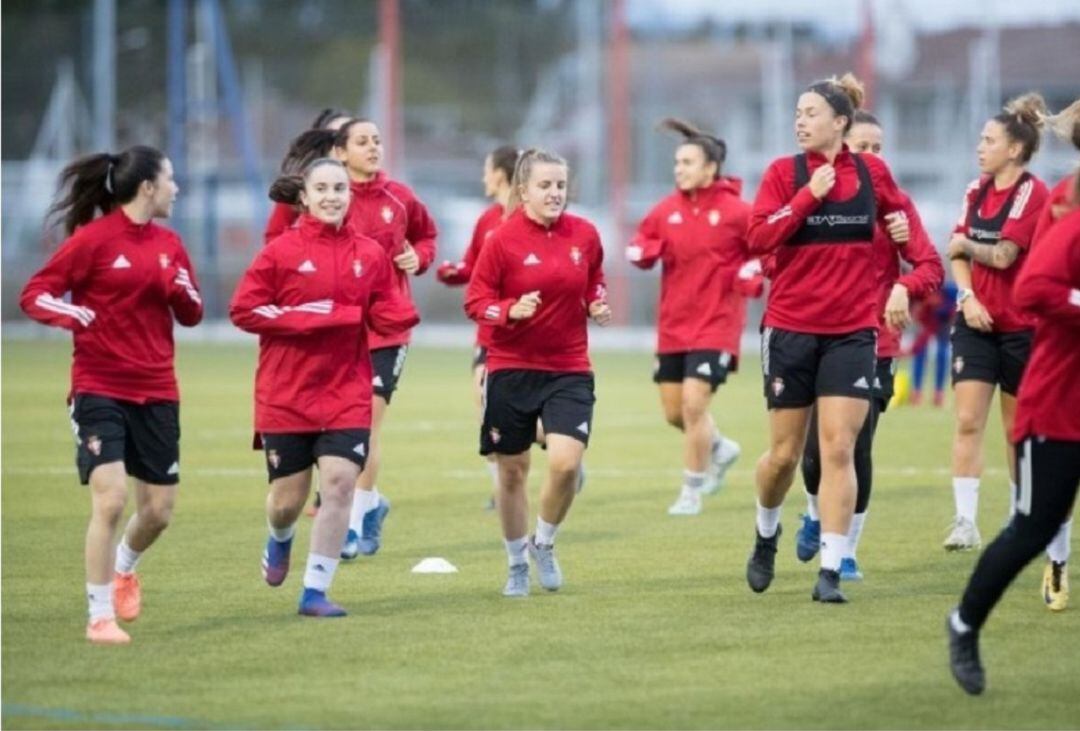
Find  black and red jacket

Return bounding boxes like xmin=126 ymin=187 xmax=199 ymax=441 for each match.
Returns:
xmin=230 ymin=214 xmax=419 ymax=433
xmin=748 ymin=146 xmax=912 ymax=334
xmin=464 ymin=208 xmax=606 ymax=374
xmin=628 ymin=177 xmax=754 ymax=356
xmin=20 ymin=208 xmax=203 ymax=403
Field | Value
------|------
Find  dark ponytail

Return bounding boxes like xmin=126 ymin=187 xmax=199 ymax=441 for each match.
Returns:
xmin=279 ymin=129 xmax=338 ymax=174
xmin=310 ymin=107 xmax=350 ymax=130
xmin=660 ymin=117 xmax=726 ymax=178
xmin=269 ymin=158 xmax=347 ymax=206
xmin=994 ymin=92 xmax=1048 ymax=164
xmin=47 ymin=145 xmax=165 ymax=234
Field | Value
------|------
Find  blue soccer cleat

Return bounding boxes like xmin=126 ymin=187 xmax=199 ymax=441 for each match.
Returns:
xmin=262 ymin=536 xmax=293 ymax=587
xmin=795 ymin=514 xmax=820 ymax=563
xmin=298 ymin=588 xmax=347 ymax=617
xmin=839 ymin=557 xmax=863 ymax=581
xmin=357 ymin=497 xmax=391 ymax=556
xmin=340 ymin=529 xmax=360 ymax=560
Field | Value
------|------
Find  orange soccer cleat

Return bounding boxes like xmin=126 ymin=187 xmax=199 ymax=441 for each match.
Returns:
xmin=86 ymin=618 xmax=131 ymax=645
xmin=113 ymin=572 xmax=142 ymax=622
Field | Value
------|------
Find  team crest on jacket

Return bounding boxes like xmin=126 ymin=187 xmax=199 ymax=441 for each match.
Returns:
xmin=708 ymin=210 xmax=721 ymax=226
xmin=353 ymin=260 xmax=363 ymax=277
xmin=267 ymin=449 xmax=281 ymax=469
xmin=381 ymin=205 xmax=394 ymax=224
xmin=771 ymin=377 xmax=785 ymax=397
xmin=85 ymin=435 xmax=102 ymax=456
xmin=490 ymin=427 xmax=501 ymax=444
xmin=667 ymin=211 xmax=683 ymax=225
xmin=570 ymin=246 xmax=582 ymax=265
xmin=159 ymin=253 xmax=171 ymax=269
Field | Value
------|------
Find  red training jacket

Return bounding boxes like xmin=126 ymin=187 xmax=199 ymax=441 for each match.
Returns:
xmin=628 ymin=178 xmax=753 ymax=355
xmin=1031 ymin=174 xmax=1078 ymax=244
xmin=230 ymin=214 xmax=419 ymax=433
xmin=436 ymin=202 xmax=505 ymax=348
xmin=748 ymin=146 xmax=911 ymax=334
xmin=952 ymin=173 xmax=1049 ymax=332
xmin=344 ymin=172 xmax=437 ymax=350
xmin=464 ymin=208 xmax=606 ymax=374
xmin=873 ymin=196 xmax=945 ymax=357
xmin=20 ymin=208 xmax=203 ymax=403
xmin=1011 ymin=208 xmax=1080 ymax=443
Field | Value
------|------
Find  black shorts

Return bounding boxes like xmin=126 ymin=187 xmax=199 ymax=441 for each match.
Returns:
xmin=69 ymin=393 xmax=180 ymax=486
xmin=371 ymin=345 xmax=409 ymax=403
xmin=761 ymin=327 xmax=877 ymax=409
xmin=950 ymin=318 xmax=1032 ymax=396
xmin=1013 ymin=437 xmax=1080 ymax=523
xmin=653 ymin=350 xmax=736 ymax=392
xmin=873 ymin=357 xmax=896 ymax=414
xmin=481 ymin=370 xmax=595 ymax=455
xmin=260 ymin=430 xmax=370 ymax=482
xmin=472 ymin=345 xmax=488 ymax=370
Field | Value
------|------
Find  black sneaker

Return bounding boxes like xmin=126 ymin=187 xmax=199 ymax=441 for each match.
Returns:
xmin=811 ymin=568 xmax=848 ymax=603
xmin=746 ymin=524 xmax=782 ymax=593
xmin=946 ymin=612 xmax=985 ymax=695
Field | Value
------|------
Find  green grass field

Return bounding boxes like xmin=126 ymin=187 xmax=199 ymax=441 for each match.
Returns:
xmin=2 ymin=339 xmax=1077 ymax=730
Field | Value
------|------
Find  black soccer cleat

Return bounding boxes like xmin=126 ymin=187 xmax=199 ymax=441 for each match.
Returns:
xmin=811 ymin=568 xmax=848 ymax=603
xmin=746 ymin=524 xmax=782 ymax=593
xmin=946 ymin=612 xmax=985 ymax=695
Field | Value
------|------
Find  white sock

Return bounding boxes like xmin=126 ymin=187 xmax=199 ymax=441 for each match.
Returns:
xmin=486 ymin=460 xmax=499 ymax=490
xmin=350 ymin=488 xmax=380 ymax=533
xmin=953 ymin=477 xmax=979 ymax=522
xmin=1047 ymin=519 xmax=1073 ymax=564
xmin=87 ymin=582 xmax=114 ymax=621
xmin=504 ymin=536 xmax=527 ymax=567
xmin=683 ymin=470 xmax=708 ymax=492
xmin=535 ymin=517 xmax=559 ymax=546
xmin=950 ymin=608 xmax=972 ymax=635
xmin=805 ymin=491 xmax=820 ymax=522
xmin=756 ymin=501 xmax=781 ymax=538
xmin=268 ymin=520 xmax=296 ymax=542
xmin=1008 ymin=481 xmax=1017 ymax=518
xmin=847 ymin=512 xmax=867 ymax=560
xmin=820 ymin=532 xmax=846 ymax=572
xmin=115 ymin=538 xmax=142 ymax=574
xmin=303 ymin=553 xmax=340 ymax=592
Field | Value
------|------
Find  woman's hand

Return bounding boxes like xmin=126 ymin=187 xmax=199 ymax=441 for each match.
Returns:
xmin=393 ymin=242 xmax=420 ymax=274
xmin=509 ymin=291 xmax=542 ymax=320
xmin=589 ymin=299 xmax=612 ymax=326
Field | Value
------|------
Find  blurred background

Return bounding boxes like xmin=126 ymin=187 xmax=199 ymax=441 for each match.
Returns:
xmin=3 ymin=0 xmax=1080 ymax=332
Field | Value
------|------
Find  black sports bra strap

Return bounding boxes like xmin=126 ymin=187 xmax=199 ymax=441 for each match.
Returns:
xmin=793 ymin=154 xmax=810 ymax=190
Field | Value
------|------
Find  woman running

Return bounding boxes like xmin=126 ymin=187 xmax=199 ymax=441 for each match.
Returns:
xmin=744 ymin=73 xmax=917 ymax=603
xmin=20 ymin=145 xmax=203 ymax=644
xmin=627 ymin=118 xmax=751 ymax=516
xmin=795 ymin=109 xmax=944 ymax=580
xmin=943 ymin=93 xmax=1050 ymax=552
xmin=437 ymin=145 xmax=520 ymax=506
xmin=464 ymin=148 xmax=610 ymax=597
xmin=230 ymin=158 xmax=418 ymax=616
xmin=331 ymin=119 xmax=438 ymax=559
xmin=946 ymin=169 xmax=1080 ymax=696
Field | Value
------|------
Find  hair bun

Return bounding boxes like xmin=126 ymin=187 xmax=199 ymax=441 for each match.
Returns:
xmin=833 ymin=73 xmax=866 ymax=111
xmin=1005 ymin=92 xmax=1048 ymax=130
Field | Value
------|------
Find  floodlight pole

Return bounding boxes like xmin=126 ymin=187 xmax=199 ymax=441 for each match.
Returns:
xmin=606 ymin=0 xmax=630 ymax=324
xmin=379 ymin=0 xmax=403 ymax=177
xmin=92 ymin=0 xmax=116 ymax=151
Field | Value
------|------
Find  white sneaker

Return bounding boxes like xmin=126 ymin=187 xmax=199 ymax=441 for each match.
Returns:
xmin=944 ymin=516 xmax=982 ymax=551
xmin=702 ymin=437 xmax=740 ymax=495
xmin=667 ymin=487 xmax=702 ymax=516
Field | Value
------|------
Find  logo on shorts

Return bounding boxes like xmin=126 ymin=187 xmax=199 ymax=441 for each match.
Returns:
xmin=167 ymin=462 xmax=179 ymax=475
xmin=577 ymin=421 xmax=590 ymax=435
xmin=708 ymin=210 xmax=721 ymax=226
xmin=159 ymin=253 xmax=171 ymax=269
xmin=372 ymin=375 xmax=385 ymax=388
xmin=771 ymin=377 xmax=785 ymax=397
xmin=570 ymin=246 xmax=582 ymax=265
xmin=381 ymin=206 xmax=394 ymax=224
xmin=353 ymin=260 xmax=363 ymax=277
xmin=353 ymin=443 xmax=366 ymax=457
xmin=954 ymin=356 xmax=964 ymax=374
xmin=853 ymin=376 xmax=870 ymax=390
xmin=85 ymin=435 xmax=102 ymax=456
xmin=490 ymin=427 xmax=501 ymax=444
xmin=267 ymin=449 xmax=281 ymax=469
xmin=696 ymin=362 xmax=712 ymax=377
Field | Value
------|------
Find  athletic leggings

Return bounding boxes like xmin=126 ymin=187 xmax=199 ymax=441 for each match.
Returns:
xmin=801 ymin=397 xmax=880 ymax=514
xmin=958 ymin=438 xmax=1080 ymax=631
